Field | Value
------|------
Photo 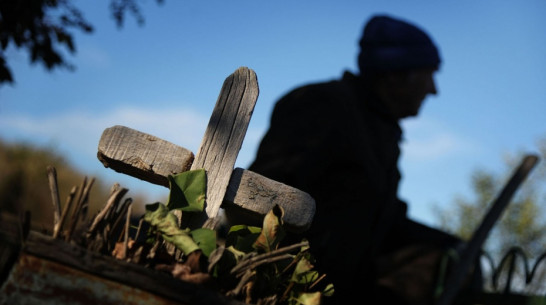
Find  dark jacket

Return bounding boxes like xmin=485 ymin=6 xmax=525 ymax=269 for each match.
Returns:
xmin=249 ymin=71 xmax=410 ymax=303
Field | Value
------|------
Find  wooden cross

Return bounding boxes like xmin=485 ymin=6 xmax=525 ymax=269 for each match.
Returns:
xmin=97 ymin=67 xmax=315 ymax=232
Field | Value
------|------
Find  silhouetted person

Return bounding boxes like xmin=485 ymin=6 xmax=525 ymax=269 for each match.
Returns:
xmin=250 ymin=15 xmax=481 ymax=305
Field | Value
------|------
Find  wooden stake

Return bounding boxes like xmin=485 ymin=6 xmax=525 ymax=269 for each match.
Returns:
xmin=47 ymin=166 xmax=61 ymax=236
xmin=122 ymin=203 xmax=133 ymax=260
xmin=436 ymin=154 xmax=539 ymax=305
xmin=54 ymin=186 xmax=77 ymax=239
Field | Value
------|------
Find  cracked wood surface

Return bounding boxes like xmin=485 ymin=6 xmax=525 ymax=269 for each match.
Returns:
xmin=186 ymin=67 xmax=259 ymax=229
xmin=97 ymin=126 xmax=194 ymax=187
xmin=97 ymin=67 xmax=315 ymax=232
xmin=97 ymin=126 xmax=315 ymax=233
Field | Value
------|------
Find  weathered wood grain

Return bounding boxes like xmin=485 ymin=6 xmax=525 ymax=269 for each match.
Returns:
xmin=98 ymin=125 xmax=194 ymax=187
xmin=95 ymin=67 xmax=315 ymax=232
xmin=187 ymin=67 xmax=259 ymax=229
xmin=96 ymin=128 xmax=315 ymax=233
xmin=0 ymin=215 xmax=246 ymax=305
xmin=223 ymin=168 xmax=315 ymax=233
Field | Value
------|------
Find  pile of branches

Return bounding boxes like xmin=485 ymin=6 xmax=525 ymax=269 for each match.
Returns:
xmin=45 ymin=166 xmax=333 ymax=305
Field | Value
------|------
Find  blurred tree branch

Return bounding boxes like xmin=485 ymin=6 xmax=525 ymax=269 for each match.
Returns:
xmin=0 ymin=0 xmax=163 ymax=86
xmin=435 ymin=137 xmax=546 ymax=293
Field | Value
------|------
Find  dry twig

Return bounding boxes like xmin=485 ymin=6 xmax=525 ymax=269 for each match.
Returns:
xmin=231 ymin=241 xmax=309 ymax=276
xmin=47 ymin=166 xmax=61 ymax=236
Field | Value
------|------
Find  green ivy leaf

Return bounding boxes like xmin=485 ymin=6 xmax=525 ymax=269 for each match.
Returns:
xmin=167 ymin=169 xmax=206 ymax=212
xmin=322 ymin=284 xmax=335 ymax=297
xmin=191 ymin=227 xmax=217 ymax=257
xmin=226 ymin=224 xmax=262 ymax=253
xmin=144 ymin=202 xmax=200 ymax=255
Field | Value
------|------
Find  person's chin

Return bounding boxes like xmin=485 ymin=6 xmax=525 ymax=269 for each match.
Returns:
xmin=401 ymin=110 xmax=420 ymax=119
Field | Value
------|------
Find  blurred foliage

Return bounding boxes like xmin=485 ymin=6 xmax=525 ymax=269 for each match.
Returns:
xmin=0 ymin=0 xmax=163 ymax=85
xmin=435 ymin=136 xmax=546 ymax=294
xmin=436 ymin=138 xmax=546 ymax=257
xmin=0 ymin=138 xmax=126 ymax=232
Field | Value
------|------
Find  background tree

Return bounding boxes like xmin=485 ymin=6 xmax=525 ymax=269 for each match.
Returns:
xmin=0 ymin=139 xmax=149 ymax=233
xmin=435 ymin=136 xmax=546 ymax=294
xmin=0 ymin=0 xmax=163 ymax=85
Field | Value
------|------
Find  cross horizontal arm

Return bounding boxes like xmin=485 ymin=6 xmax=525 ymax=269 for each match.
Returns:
xmin=97 ymin=125 xmax=315 ymax=233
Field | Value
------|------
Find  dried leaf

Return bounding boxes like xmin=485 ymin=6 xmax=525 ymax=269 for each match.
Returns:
xmin=155 ymin=253 xmax=212 ymax=285
xmin=111 ymin=239 xmax=135 ymax=260
xmin=243 ymin=279 xmax=255 ymax=304
xmin=178 ymin=270 xmax=212 ymax=285
xmin=295 ymin=291 xmax=321 ymax=305
xmin=253 ymin=204 xmax=285 ymax=252
xmin=184 ymin=250 xmax=205 ymax=273
xmin=290 ymin=256 xmax=319 ymax=285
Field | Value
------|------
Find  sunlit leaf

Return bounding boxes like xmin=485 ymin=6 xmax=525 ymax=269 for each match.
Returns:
xmin=191 ymin=227 xmax=216 ymax=257
xmin=253 ymin=204 xmax=285 ymax=252
xmin=294 ymin=291 xmax=321 ymax=305
xmin=144 ymin=202 xmax=200 ymax=255
xmin=322 ymin=284 xmax=335 ymax=297
xmin=291 ymin=256 xmax=319 ymax=284
xmin=167 ymin=169 xmax=206 ymax=212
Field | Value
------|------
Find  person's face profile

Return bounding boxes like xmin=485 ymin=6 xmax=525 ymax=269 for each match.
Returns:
xmin=387 ymin=67 xmax=438 ymax=119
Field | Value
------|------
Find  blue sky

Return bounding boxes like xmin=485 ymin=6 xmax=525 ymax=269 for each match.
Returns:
xmin=1 ymin=0 xmax=545 ymax=228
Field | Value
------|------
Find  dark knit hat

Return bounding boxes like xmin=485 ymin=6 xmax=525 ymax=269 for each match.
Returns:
xmin=358 ymin=15 xmax=441 ymax=72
